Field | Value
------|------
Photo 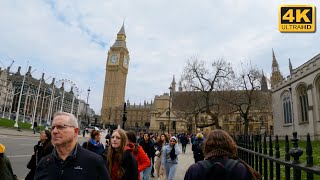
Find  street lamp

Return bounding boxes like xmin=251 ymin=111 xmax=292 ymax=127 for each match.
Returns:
xmin=85 ymin=87 xmax=91 ymax=126
xmin=122 ymin=102 xmax=127 ymax=130
xmin=168 ymin=85 xmax=172 ymax=134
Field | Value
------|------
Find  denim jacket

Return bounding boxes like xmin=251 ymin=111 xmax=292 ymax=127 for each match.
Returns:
xmin=161 ymin=144 xmax=180 ymax=164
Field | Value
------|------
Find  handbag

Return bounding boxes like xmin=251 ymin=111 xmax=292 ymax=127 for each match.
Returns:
xmin=26 ymin=154 xmax=36 ymax=169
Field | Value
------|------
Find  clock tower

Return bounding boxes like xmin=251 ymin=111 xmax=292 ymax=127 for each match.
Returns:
xmin=101 ymin=24 xmax=130 ymax=124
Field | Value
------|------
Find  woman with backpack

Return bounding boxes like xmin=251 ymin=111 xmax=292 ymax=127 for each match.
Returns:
xmin=161 ymin=136 xmax=180 ymax=180
xmin=126 ymin=131 xmax=150 ymax=180
xmin=184 ymin=129 xmax=261 ymax=180
xmin=191 ymin=133 xmax=205 ymax=163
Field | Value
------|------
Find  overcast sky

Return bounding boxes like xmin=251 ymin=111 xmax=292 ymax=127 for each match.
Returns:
xmin=0 ymin=0 xmax=319 ymax=114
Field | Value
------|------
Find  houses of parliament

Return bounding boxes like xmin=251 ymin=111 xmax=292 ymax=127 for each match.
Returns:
xmin=101 ymin=25 xmax=288 ymax=135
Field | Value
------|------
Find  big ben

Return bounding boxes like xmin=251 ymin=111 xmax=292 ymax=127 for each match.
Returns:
xmin=101 ymin=24 xmax=130 ymax=124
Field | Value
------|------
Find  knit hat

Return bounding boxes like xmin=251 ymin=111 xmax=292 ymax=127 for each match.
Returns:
xmin=170 ymin=136 xmax=177 ymax=142
xmin=0 ymin=143 xmax=5 ymax=153
xmin=196 ymin=133 xmax=203 ymax=139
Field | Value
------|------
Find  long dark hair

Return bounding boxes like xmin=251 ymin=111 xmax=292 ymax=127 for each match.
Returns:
xmin=126 ymin=131 xmax=139 ymax=154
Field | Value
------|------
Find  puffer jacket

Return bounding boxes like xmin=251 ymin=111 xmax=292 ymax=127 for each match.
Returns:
xmin=126 ymin=143 xmax=150 ymax=180
xmin=161 ymin=143 xmax=180 ymax=165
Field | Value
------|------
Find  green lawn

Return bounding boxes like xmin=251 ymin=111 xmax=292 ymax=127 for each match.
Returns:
xmin=0 ymin=118 xmax=45 ymax=131
xmin=238 ymin=138 xmax=320 ymax=179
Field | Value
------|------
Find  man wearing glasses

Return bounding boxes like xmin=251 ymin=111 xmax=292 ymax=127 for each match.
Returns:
xmin=35 ymin=111 xmax=110 ymax=180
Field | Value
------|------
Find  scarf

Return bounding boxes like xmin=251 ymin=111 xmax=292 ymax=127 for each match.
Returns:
xmin=204 ymin=149 xmax=235 ymax=160
xmin=90 ymin=139 xmax=100 ymax=146
xmin=170 ymin=146 xmax=176 ymax=160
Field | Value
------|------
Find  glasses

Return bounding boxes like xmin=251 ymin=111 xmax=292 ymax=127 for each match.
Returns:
xmin=51 ymin=124 xmax=74 ymax=130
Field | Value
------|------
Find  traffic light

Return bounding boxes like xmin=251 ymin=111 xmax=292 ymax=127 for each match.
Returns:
xmin=172 ymin=121 xmax=176 ymax=129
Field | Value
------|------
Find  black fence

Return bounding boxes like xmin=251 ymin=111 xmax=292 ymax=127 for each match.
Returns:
xmin=234 ymin=132 xmax=320 ymax=180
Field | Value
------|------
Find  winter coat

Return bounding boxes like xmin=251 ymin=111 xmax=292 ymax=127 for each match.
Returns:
xmin=180 ymin=135 xmax=188 ymax=145
xmin=82 ymin=139 xmax=105 ymax=156
xmin=25 ymin=140 xmax=54 ymax=180
xmin=161 ymin=143 xmax=180 ymax=165
xmin=126 ymin=143 xmax=150 ymax=180
xmin=191 ymin=138 xmax=204 ymax=162
xmin=109 ymin=150 xmax=138 ymax=180
xmin=0 ymin=153 xmax=17 ymax=180
xmin=35 ymin=144 xmax=110 ymax=180
xmin=139 ymin=140 xmax=155 ymax=158
xmin=184 ymin=157 xmax=251 ymax=180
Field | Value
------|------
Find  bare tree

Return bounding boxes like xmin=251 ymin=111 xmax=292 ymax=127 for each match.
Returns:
xmin=222 ymin=62 xmax=262 ymax=135
xmin=180 ymin=57 xmax=234 ymax=129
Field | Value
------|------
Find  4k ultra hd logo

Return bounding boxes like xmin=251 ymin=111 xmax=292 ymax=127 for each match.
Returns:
xmin=279 ymin=5 xmax=316 ymax=33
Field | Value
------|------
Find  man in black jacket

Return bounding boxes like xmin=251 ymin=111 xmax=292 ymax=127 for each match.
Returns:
xmin=35 ymin=111 xmax=110 ymax=180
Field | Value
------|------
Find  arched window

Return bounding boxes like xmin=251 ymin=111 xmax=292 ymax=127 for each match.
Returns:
xmin=297 ymin=85 xmax=309 ymax=122
xmin=282 ymin=93 xmax=292 ymax=124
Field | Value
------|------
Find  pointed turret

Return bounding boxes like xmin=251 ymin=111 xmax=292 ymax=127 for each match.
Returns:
xmin=178 ymin=81 xmax=183 ymax=91
xmin=171 ymin=75 xmax=176 ymax=92
xmin=118 ymin=22 xmax=126 ymax=35
xmin=112 ymin=23 xmax=127 ymax=49
xmin=289 ymin=58 xmax=293 ymax=74
xmin=270 ymin=49 xmax=283 ymax=87
xmin=260 ymin=70 xmax=268 ymax=91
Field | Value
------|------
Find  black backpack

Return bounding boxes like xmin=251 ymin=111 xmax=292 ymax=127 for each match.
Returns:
xmin=197 ymin=158 xmax=239 ymax=179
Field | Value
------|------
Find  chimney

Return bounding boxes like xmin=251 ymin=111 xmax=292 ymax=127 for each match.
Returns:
xmin=51 ymin=78 xmax=55 ymax=85
xmin=16 ymin=66 xmax=21 ymax=75
xmin=41 ymin=73 xmax=45 ymax=81
xmin=60 ymin=82 xmax=64 ymax=90
xmin=26 ymin=66 xmax=32 ymax=76
xmin=70 ymin=86 xmax=74 ymax=94
xmin=7 ymin=66 xmax=10 ymax=73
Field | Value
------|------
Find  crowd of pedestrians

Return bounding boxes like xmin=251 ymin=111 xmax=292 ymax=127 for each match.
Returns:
xmin=0 ymin=111 xmax=261 ymax=180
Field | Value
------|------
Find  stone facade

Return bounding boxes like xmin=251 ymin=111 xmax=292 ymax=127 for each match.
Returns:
xmin=101 ymin=24 xmax=129 ymax=124
xmin=272 ymin=52 xmax=320 ymax=139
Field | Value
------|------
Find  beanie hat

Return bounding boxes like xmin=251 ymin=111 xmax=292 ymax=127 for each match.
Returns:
xmin=170 ymin=136 xmax=177 ymax=142
xmin=0 ymin=143 xmax=5 ymax=153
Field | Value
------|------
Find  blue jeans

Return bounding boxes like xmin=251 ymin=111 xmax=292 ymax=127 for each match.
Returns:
xmin=165 ymin=163 xmax=177 ymax=180
xmin=141 ymin=158 xmax=152 ymax=180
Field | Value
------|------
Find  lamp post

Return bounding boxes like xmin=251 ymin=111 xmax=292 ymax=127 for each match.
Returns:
xmin=85 ymin=87 xmax=91 ymax=126
xmin=122 ymin=103 xmax=127 ymax=130
xmin=168 ymin=85 xmax=172 ymax=134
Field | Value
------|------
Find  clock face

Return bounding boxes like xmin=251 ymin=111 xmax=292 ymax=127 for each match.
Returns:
xmin=110 ymin=55 xmax=118 ymax=64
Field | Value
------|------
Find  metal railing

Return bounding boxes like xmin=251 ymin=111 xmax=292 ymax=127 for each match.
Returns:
xmin=234 ymin=132 xmax=320 ymax=180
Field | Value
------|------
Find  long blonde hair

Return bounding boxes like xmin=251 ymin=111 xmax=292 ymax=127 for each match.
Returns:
xmin=105 ymin=128 xmax=128 ymax=178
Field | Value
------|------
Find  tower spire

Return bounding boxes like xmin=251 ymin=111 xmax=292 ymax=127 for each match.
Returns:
xmin=270 ymin=49 xmax=283 ymax=87
xmin=289 ymin=58 xmax=293 ymax=74
xmin=261 ymin=70 xmax=268 ymax=91
xmin=171 ymin=75 xmax=176 ymax=92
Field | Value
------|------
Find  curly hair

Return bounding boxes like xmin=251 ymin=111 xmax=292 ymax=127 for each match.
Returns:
xmin=204 ymin=129 xmax=237 ymax=157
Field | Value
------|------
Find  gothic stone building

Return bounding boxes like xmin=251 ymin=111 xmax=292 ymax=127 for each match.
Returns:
xmin=272 ymin=51 xmax=320 ymax=139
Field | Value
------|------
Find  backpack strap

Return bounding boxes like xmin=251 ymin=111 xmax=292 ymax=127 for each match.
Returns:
xmin=197 ymin=160 xmax=213 ymax=169
xmin=225 ymin=159 xmax=239 ymax=173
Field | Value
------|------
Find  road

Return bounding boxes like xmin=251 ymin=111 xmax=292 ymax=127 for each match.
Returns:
xmin=1 ymin=129 xmax=194 ymax=180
